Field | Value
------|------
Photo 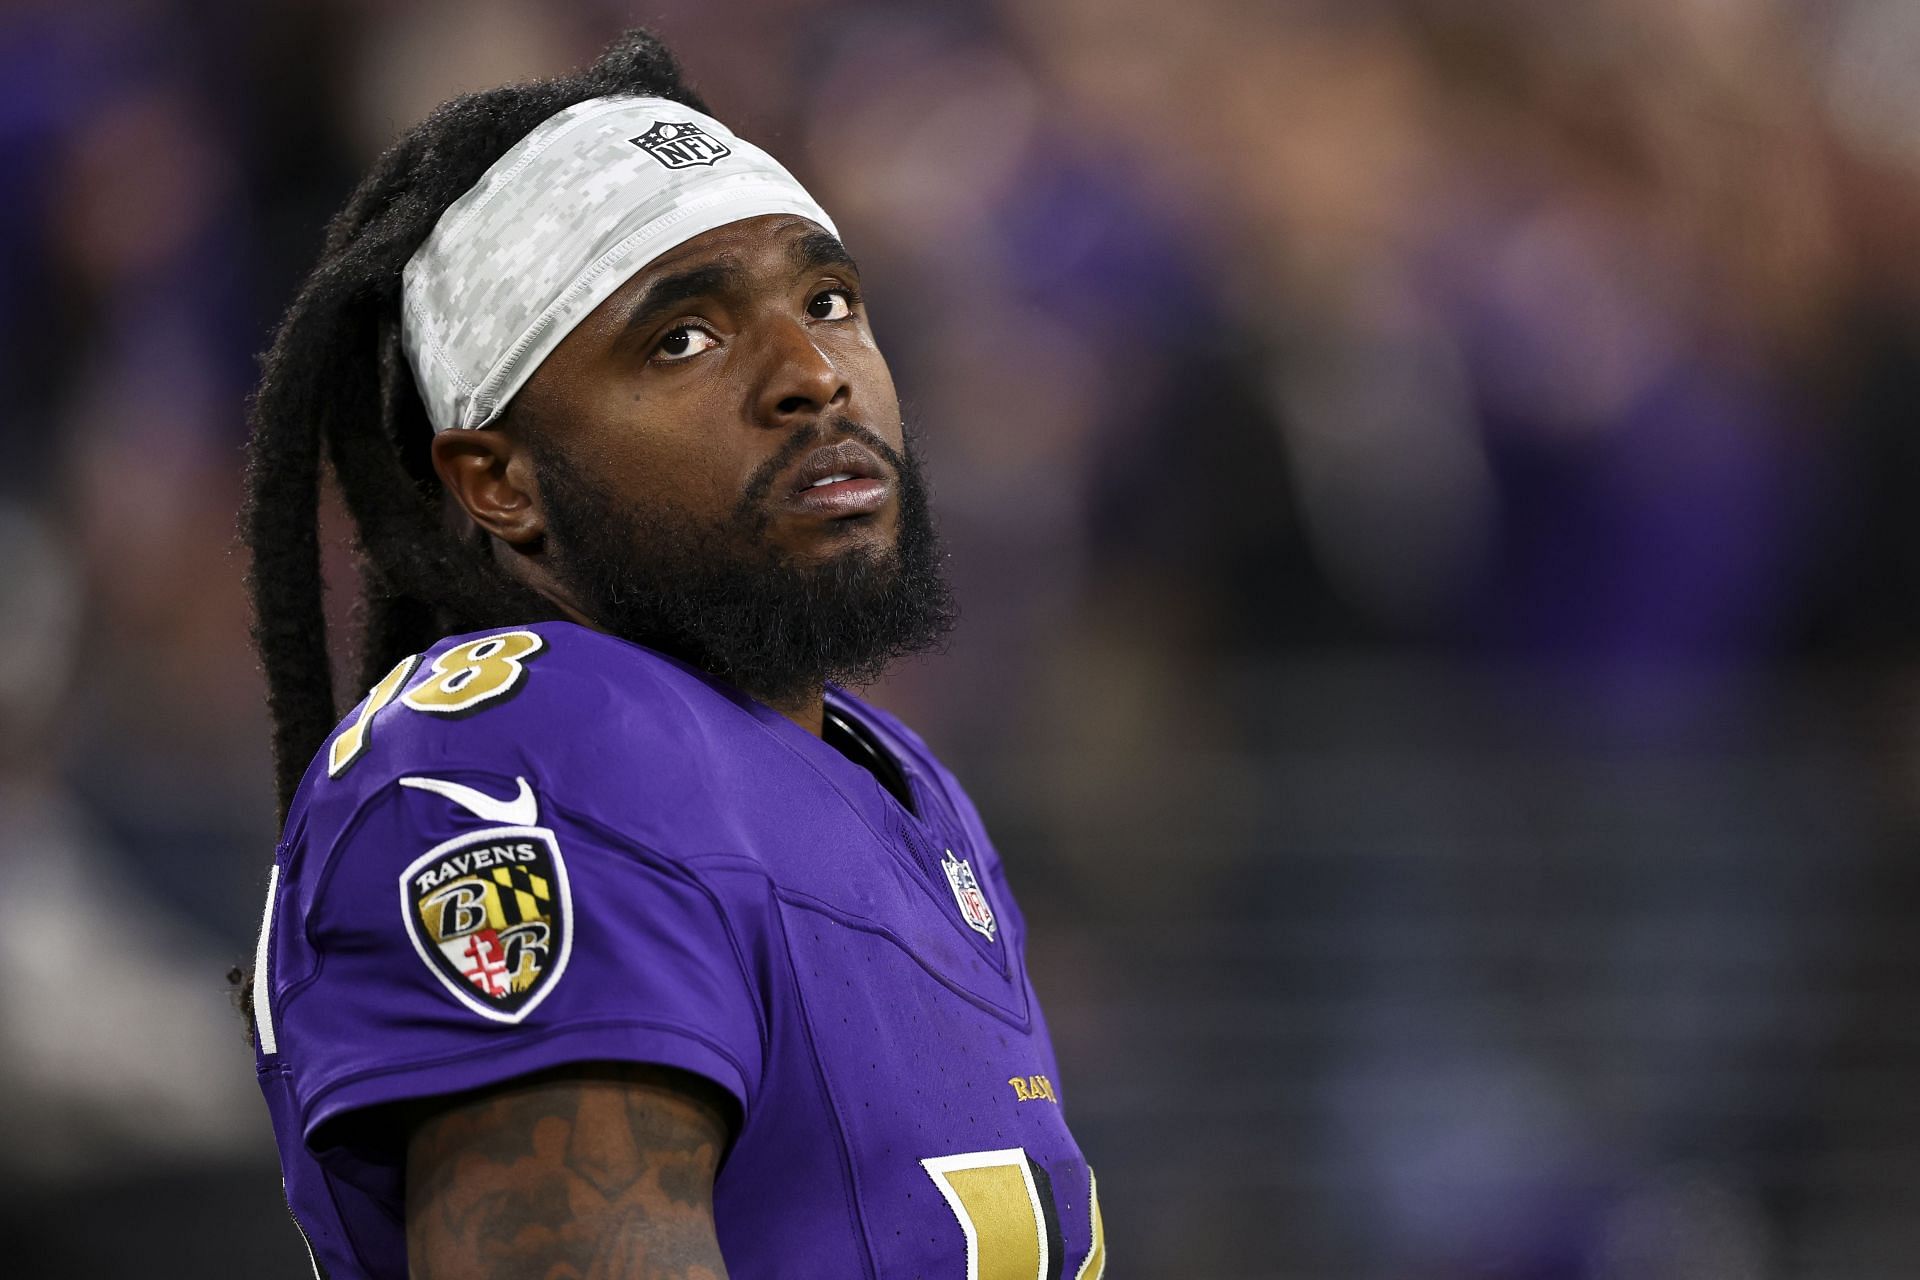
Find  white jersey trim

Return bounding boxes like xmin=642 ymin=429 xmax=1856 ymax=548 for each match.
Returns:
xmin=253 ymin=862 xmax=280 ymax=1055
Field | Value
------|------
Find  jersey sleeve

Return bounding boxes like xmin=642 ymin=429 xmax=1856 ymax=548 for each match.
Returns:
xmin=261 ymin=630 xmax=767 ymax=1168
xmin=270 ymin=773 xmax=764 ymax=1157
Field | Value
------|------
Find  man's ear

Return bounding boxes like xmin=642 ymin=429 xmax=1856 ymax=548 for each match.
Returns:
xmin=429 ymin=427 xmax=545 ymax=549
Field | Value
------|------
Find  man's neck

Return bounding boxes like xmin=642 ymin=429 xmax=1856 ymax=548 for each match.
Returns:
xmin=762 ymin=686 xmax=825 ymax=737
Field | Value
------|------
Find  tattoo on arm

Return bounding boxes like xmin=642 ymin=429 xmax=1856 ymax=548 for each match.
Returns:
xmin=406 ymin=1063 xmax=734 ymax=1280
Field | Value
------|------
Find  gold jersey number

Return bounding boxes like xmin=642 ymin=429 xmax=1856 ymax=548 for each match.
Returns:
xmin=921 ymin=1150 xmax=1106 ymax=1280
xmin=327 ymin=631 xmax=544 ymax=779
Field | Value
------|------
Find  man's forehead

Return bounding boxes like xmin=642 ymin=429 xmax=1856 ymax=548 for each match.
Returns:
xmin=534 ymin=214 xmax=856 ymax=367
xmin=612 ymin=215 xmax=851 ymax=302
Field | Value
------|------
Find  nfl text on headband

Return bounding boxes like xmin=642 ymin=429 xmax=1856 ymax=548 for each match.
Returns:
xmin=401 ymin=96 xmax=840 ymax=435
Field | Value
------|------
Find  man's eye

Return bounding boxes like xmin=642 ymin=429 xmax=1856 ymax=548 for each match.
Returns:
xmin=655 ymin=325 xmax=719 ymax=361
xmin=808 ymin=289 xmax=854 ymax=321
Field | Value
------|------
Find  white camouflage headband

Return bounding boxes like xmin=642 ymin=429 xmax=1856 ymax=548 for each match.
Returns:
xmin=401 ymin=95 xmax=839 ymax=434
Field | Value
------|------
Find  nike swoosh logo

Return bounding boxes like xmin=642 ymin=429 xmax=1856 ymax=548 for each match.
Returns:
xmin=398 ymin=775 xmax=539 ymax=827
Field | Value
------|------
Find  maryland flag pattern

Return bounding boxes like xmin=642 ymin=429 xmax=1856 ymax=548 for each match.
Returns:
xmin=399 ymin=828 xmax=572 ymax=1022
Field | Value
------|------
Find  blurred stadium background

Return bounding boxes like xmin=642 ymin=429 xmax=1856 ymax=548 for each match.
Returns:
xmin=6 ymin=1 xmax=1920 ymax=1276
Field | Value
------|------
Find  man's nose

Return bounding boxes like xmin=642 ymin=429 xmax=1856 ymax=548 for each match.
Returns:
xmin=754 ymin=317 xmax=848 ymax=428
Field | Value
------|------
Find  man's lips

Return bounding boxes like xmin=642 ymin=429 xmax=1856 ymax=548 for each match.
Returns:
xmin=783 ymin=440 xmax=894 ymax=518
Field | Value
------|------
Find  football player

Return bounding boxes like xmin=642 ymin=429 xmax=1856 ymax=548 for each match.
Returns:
xmin=240 ymin=27 xmax=1104 ymax=1280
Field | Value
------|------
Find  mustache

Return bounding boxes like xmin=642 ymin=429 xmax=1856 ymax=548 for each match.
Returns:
xmin=733 ymin=417 xmax=906 ymax=520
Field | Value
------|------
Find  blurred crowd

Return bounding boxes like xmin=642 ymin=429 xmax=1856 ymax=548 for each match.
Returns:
xmin=4 ymin=0 xmax=1920 ymax=1276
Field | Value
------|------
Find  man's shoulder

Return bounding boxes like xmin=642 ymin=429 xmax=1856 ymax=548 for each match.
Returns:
xmin=286 ymin=621 xmax=757 ymax=842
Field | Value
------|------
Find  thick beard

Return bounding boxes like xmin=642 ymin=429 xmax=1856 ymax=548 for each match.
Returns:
xmin=528 ymin=419 xmax=955 ymax=707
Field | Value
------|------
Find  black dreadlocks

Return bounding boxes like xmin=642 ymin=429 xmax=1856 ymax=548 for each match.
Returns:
xmin=241 ymin=30 xmax=709 ymax=824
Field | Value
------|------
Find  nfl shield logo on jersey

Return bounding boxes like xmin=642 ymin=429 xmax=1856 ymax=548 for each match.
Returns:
xmin=630 ymin=120 xmax=731 ymax=169
xmin=941 ymin=849 xmax=996 ymax=940
xmin=400 ymin=827 xmax=573 ymax=1023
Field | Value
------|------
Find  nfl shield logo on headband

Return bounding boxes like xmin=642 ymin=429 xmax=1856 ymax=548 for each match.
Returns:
xmin=631 ymin=120 xmax=731 ymax=169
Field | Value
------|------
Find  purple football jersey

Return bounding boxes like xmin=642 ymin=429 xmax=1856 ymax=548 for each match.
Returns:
xmin=252 ymin=621 xmax=1104 ymax=1279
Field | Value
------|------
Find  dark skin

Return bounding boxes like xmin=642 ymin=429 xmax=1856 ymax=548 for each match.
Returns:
xmin=429 ymin=212 xmax=904 ymax=737
xmin=405 ymin=1064 xmax=734 ymax=1280
xmin=408 ymin=215 xmax=903 ymax=1278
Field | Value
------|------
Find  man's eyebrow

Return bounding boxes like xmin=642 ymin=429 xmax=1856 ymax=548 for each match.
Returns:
xmin=615 ymin=263 xmax=743 ymax=348
xmin=789 ymin=229 xmax=859 ymax=278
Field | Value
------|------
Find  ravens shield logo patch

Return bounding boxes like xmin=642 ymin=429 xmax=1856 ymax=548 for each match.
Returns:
xmin=399 ymin=826 xmax=572 ymax=1022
